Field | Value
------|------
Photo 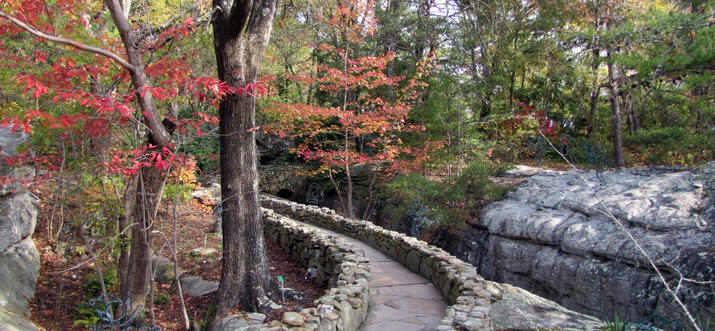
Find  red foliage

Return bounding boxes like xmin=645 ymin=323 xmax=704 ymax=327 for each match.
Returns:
xmin=0 ymin=0 xmax=267 ymax=180
xmin=264 ymin=0 xmax=436 ymax=200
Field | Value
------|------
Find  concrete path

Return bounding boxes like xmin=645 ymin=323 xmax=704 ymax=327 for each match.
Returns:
xmin=294 ymin=221 xmax=447 ymax=331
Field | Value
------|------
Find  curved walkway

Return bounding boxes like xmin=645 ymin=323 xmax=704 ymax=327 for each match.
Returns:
xmin=291 ymin=219 xmax=447 ymax=331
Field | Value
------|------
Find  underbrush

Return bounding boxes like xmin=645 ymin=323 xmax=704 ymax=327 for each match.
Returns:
xmin=624 ymin=127 xmax=714 ymax=166
xmin=384 ymin=161 xmax=513 ymax=237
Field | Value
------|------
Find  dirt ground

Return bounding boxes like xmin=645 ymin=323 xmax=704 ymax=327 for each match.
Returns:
xmin=29 ymin=190 xmax=325 ymax=330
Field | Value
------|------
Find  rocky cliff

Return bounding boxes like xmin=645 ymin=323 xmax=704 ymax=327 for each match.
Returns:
xmin=0 ymin=127 xmax=40 ymax=331
xmin=442 ymin=164 xmax=714 ymax=329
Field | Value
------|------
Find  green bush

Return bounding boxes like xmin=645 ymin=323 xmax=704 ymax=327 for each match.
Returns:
xmin=564 ymin=136 xmax=608 ymax=166
xmin=164 ymin=182 xmax=194 ymax=203
xmin=71 ymin=302 xmax=100 ymax=328
xmin=385 ymin=161 xmax=513 ymax=230
xmin=603 ymin=313 xmax=630 ymax=331
xmin=625 ymin=127 xmax=689 ymax=147
xmin=624 ymin=127 xmax=714 ymax=166
xmin=180 ymin=135 xmax=219 ymax=173
xmin=85 ymin=267 xmax=118 ymax=296
xmin=155 ymin=293 xmax=171 ymax=304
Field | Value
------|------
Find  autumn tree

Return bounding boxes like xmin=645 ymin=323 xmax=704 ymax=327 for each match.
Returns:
xmin=0 ymin=0 xmax=277 ymax=326
xmin=0 ymin=0 xmax=179 ymax=320
xmin=265 ymin=0 xmax=428 ymax=219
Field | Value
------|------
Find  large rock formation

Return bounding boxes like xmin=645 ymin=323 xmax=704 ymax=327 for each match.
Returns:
xmin=0 ymin=127 xmax=40 ymax=331
xmin=444 ymin=164 xmax=714 ymax=329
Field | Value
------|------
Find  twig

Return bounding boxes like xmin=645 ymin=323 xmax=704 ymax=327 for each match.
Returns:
xmin=537 ymin=128 xmax=702 ymax=331
xmin=0 ymin=11 xmax=133 ymax=69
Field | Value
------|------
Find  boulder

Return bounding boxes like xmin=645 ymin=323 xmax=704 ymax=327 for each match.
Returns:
xmin=0 ymin=238 xmax=40 ymax=316
xmin=191 ymin=182 xmax=221 ymax=205
xmin=179 ymin=276 xmax=218 ymax=297
xmin=0 ymin=191 xmax=38 ymax=253
xmin=486 ymin=281 xmax=604 ymax=330
xmin=210 ymin=314 xmax=264 ymax=331
xmin=151 ymin=256 xmax=184 ymax=284
xmin=444 ymin=163 xmax=714 ymax=328
xmin=0 ymin=126 xmax=40 ymax=330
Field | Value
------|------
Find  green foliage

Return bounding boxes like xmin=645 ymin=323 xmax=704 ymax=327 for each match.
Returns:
xmin=179 ymin=135 xmax=219 ymax=174
xmin=698 ymin=316 xmax=711 ymax=331
xmin=625 ymin=127 xmax=714 ymax=166
xmin=385 ymin=161 xmax=513 ymax=228
xmin=603 ymin=313 xmax=630 ymax=331
xmin=71 ymin=302 xmax=100 ymax=329
xmin=563 ymin=136 xmax=608 ymax=166
xmin=85 ymin=267 xmax=118 ymax=296
xmin=155 ymin=293 xmax=171 ymax=304
xmin=72 ymin=267 xmax=118 ymax=328
xmin=164 ymin=182 xmax=194 ymax=203
xmin=626 ymin=127 xmax=695 ymax=147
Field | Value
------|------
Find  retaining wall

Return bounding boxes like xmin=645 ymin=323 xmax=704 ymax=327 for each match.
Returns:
xmin=212 ymin=209 xmax=371 ymax=331
xmin=260 ymin=195 xmax=495 ymax=330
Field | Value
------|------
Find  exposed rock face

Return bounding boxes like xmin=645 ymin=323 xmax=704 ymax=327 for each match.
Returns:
xmin=0 ymin=127 xmax=40 ymax=330
xmin=259 ymin=164 xmax=309 ymax=202
xmin=444 ymin=163 xmax=714 ymax=328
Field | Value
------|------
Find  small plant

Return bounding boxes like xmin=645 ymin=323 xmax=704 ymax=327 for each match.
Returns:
xmin=71 ymin=302 xmax=100 ymax=328
xmin=85 ymin=267 xmax=118 ymax=296
xmin=155 ymin=293 xmax=171 ymax=304
xmin=603 ymin=313 xmax=630 ymax=331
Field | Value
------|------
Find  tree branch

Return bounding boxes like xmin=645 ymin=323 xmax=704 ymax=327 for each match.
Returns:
xmin=0 ymin=11 xmax=133 ymax=70
xmin=136 ymin=0 xmax=211 ymax=42
xmin=228 ymin=0 xmax=254 ymax=35
xmin=245 ymin=0 xmax=277 ymax=35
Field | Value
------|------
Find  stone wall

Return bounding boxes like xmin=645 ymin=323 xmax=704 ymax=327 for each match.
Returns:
xmin=260 ymin=195 xmax=604 ymax=330
xmin=211 ymin=209 xmax=371 ymax=331
xmin=0 ymin=127 xmax=40 ymax=331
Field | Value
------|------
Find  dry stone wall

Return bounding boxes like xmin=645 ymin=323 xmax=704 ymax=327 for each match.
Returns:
xmin=260 ymin=195 xmax=604 ymax=330
xmin=211 ymin=209 xmax=371 ymax=331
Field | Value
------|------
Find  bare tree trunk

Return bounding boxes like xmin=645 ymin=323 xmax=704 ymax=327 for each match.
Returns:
xmin=607 ymin=47 xmax=625 ymax=168
xmin=118 ymin=175 xmax=137 ymax=300
xmin=345 ymin=164 xmax=354 ymax=219
xmin=587 ymin=49 xmax=600 ymax=139
xmin=209 ymin=0 xmax=278 ymax=321
xmin=105 ymin=0 xmax=175 ymax=320
xmin=124 ymin=166 xmax=163 ymax=321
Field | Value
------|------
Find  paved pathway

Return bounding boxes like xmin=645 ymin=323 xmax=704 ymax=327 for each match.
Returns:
xmin=294 ymin=221 xmax=447 ymax=331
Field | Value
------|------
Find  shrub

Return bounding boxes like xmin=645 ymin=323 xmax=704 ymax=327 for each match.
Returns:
xmin=385 ymin=161 xmax=513 ymax=232
xmin=624 ymin=127 xmax=714 ymax=166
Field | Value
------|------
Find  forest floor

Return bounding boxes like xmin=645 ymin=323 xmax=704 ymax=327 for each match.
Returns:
xmin=29 ymin=186 xmax=325 ymax=330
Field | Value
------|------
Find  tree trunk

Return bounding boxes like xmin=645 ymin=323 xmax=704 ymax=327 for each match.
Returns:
xmin=607 ymin=47 xmax=625 ymax=167
xmin=104 ymin=0 xmax=174 ymax=321
xmin=125 ymin=165 xmax=163 ymax=320
xmin=118 ymin=175 xmax=137 ymax=304
xmin=345 ymin=164 xmax=354 ymax=219
xmin=210 ymin=0 xmax=278 ymax=320
xmin=587 ymin=47 xmax=600 ymax=139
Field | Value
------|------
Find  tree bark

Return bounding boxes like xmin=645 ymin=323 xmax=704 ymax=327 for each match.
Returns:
xmin=105 ymin=0 xmax=174 ymax=320
xmin=125 ymin=166 xmax=164 ymax=320
xmin=210 ymin=0 xmax=278 ymax=320
xmin=607 ymin=46 xmax=625 ymax=167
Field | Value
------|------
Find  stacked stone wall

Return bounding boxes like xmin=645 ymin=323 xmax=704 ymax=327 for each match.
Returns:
xmin=212 ymin=209 xmax=371 ymax=331
xmin=261 ymin=195 xmax=499 ymax=330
